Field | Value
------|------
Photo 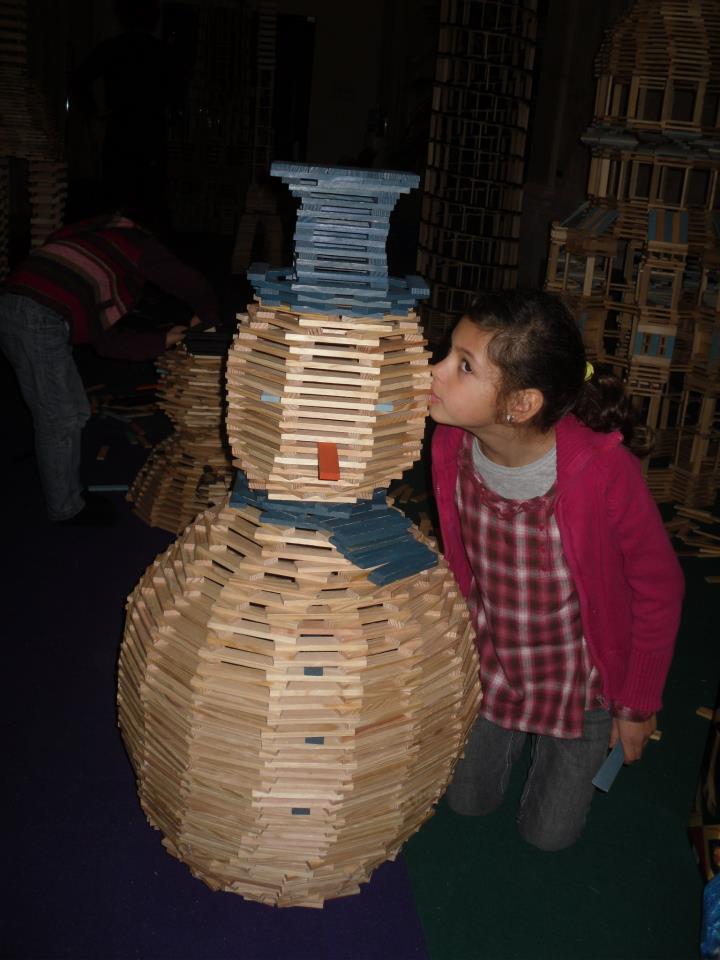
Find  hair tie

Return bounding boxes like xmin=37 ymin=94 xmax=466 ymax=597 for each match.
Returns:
xmin=584 ymin=361 xmax=594 ymax=382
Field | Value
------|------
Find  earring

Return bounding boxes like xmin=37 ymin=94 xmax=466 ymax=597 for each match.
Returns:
xmin=505 ymin=413 xmax=514 ymax=424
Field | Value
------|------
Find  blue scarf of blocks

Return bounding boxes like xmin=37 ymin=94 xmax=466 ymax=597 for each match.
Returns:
xmin=230 ymin=471 xmax=436 ymax=586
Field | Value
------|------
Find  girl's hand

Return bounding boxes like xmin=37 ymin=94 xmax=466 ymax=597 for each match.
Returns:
xmin=609 ymin=714 xmax=657 ymax=763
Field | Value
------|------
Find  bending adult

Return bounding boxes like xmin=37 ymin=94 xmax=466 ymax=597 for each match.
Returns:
xmin=0 ymin=213 xmax=218 ymax=525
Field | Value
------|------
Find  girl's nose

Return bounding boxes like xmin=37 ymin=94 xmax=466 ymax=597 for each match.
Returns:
xmin=431 ymin=357 xmax=447 ymax=380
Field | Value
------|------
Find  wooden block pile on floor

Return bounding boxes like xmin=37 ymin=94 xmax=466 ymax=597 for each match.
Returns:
xmin=118 ymin=163 xmax=481 ymax=907
xmin=544 ymin=0 xmax=720 ymax=512
xmin=666 ymin=505 xmax=720 ymax=559
xmin=128 ymin=341 xmax=234 ymax=534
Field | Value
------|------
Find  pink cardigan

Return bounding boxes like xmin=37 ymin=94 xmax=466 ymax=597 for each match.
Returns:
xmin=431 ymin=416 xmax=684 ymax=714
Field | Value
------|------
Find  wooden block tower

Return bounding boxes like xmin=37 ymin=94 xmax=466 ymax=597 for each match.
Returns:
xmin=417 ymin=0 xmax=538 ymax=343
xmin=117 ymin=163 xmax=481 ymax=908
xmin=545 ymin=0 xmax=720 ymax=508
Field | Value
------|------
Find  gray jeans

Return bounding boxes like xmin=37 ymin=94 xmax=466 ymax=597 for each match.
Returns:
xmin=0 ymin=293 xmax=90 ymax=520
xmin=446 ymin=709 xmax=613 ymax=851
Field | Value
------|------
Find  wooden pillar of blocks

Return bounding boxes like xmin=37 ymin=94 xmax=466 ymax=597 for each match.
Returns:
xmin=417 ymin=0 xmax=538 ymax=344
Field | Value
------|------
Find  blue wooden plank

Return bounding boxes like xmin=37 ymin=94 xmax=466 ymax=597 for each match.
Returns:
xmin=679 ymin=212 xmax=689 ymax=243
xmin=648 ymin=209 xmax=657 ymax=241
xmin=295 ymin=222 xmax=389 ymax=241
xmin=331 ymin=522 xmax=413 ymax=549
xmin=295 ymin=227 xmax=388 ymax=245
xmin=663 ymin=212 xmax=674 ymax=244
xmin=368 ymin=553 xmax=438 ymax=586
xmin=271 ymin=161 xmax=419 ymax=191
xmin=592 ymin=741 xmax=624 ymax=792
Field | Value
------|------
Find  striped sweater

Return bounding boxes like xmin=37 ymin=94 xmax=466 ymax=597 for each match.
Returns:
xmin=3 ymin=215 xmax=218 ymax=354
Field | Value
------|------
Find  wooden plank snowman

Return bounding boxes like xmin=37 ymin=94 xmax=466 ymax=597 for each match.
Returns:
xmin=118 ymin=163 xmax=481 ymax=908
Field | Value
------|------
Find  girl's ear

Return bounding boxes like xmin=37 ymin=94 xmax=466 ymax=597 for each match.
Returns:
xmin=507 ymin=388 xmax=544 ymax=424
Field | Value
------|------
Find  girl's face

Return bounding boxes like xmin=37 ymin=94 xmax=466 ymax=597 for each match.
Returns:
xmin=429 ymin=317 xmax=502 ymax=435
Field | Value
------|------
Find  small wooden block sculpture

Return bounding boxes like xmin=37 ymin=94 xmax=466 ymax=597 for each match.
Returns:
xmin=128 ymin=335 xmax=234 ymax=534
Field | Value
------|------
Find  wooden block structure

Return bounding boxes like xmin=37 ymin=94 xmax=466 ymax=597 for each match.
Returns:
xmin=417 ymin=0 xmax=538 ymax=343
xmin=0 ymin=0 xmax=66 ymax=278
xmin=128 ymin=340 xmax=234 ymax=534
xmin=544 ymin=0 xmax=720 ymax=508
xmin=118 ymin=164 xmax=481 ymax=907
xmin=233 ymin=164 xmax=432 ymax=502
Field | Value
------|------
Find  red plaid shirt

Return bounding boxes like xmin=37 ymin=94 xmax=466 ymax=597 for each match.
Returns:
xmin=457 ymin=434 xmax=603 ymax=739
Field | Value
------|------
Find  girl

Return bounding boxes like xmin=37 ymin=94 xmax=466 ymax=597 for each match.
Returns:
xmin=430 ymin=290 xmax=684 ymax=851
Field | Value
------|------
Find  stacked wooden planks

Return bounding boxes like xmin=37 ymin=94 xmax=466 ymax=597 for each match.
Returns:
xmin=118 ymin=499 xmax=480 ymax=907
xmin=129 ymin=343 xmax=234 ymax=534
xmin=226 ymin=303 xmax=431 ymax=502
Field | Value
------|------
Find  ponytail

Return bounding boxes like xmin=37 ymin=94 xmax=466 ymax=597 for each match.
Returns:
xmin=573 ymin=369 xmax=638 ymax=449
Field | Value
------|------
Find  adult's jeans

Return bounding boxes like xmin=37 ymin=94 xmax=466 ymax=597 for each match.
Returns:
xmin=446 ymin=709 xmax=613 ymax=851
xmin=0 ymin=293 xmax=89 ymax=521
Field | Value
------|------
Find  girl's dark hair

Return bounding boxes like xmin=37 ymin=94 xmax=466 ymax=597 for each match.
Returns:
xmin=464 ymin=289 xmax=636 ymax=446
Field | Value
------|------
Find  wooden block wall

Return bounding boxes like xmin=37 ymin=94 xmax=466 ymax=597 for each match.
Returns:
xmin=544 ymin=0 xmax=720 ymax=509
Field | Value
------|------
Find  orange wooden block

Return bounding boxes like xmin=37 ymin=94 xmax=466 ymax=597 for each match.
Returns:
xmin=317 ymin=442 xmax=340 ymax=481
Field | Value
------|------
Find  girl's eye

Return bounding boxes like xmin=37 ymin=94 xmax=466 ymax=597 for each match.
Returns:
xmin=461 ymin=359 xmax=472 ymax=373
